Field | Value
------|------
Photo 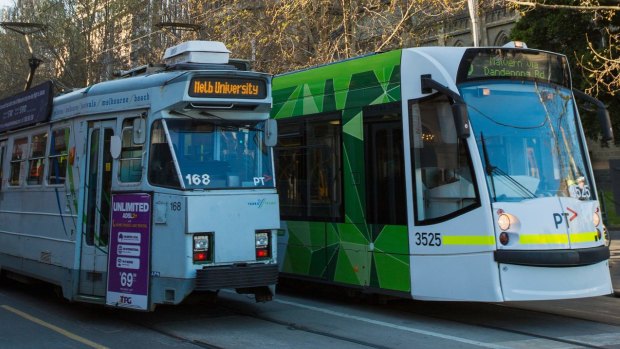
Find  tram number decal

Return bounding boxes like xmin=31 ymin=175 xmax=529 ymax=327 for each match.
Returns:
xmin=170 ymin=202 xmax=181 ymax=211
xmin=120 ymin=272 xmax=136 ymax=288
xmin=569 ymin=184 xmax=591 ymax=200
xmin=415 ymin=232 xmax=442 ymax=246
xmin=185 ymin=173 xmax=211 ymax=186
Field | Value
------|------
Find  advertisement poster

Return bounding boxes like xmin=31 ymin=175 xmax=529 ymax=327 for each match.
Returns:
xmin=0 ymin=81 xmax=53 ymax=133
xmin=106 ymin=193 xmax=151 ymax=311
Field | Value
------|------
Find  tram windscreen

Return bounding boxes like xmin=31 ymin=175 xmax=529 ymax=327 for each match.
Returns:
xmin=460 ymin=80 xmax=594 ymax=202
xmin=148 ymin=119 xmax=274 ymax=189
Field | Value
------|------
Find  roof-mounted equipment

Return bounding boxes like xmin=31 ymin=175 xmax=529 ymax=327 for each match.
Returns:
xmin=163 ymin=41 xmax=231 ymax=66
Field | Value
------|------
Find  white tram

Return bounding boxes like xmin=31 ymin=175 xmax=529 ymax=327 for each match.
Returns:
xmin=0 ymin=41 xmax=279 ymax=310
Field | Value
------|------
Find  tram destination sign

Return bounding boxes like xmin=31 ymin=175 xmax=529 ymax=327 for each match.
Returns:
xmin=457 ymin=49 xmax=570 ymax=87
xmin=0 ymin=81 xmax=53 ymax=133
xmin=189 ymin=77 xmax=267 ymax=99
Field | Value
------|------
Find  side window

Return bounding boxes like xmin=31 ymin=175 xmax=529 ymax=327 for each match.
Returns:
xmin=27 ymin=132 xmax=48 ymax=185
xmin=410 ymin=96 xmax=479 ymax=223
xmin=9 ymin=137 xmax=28 ymax=186
xmin=364 ymin=103 xmax=406 ymax=225
xmin=119 ymin=119 xmax=143 ymax=183
xmin=275 ymin=114 xmax=343 ymax=221
xmin=48 ymin=128 xmax=69 ymax=185
xmin=148 ymin=120 xmax=180 ymax=188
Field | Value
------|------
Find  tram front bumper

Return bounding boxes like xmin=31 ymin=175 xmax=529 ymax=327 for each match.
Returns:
xmin=195 ymin=263 xmax=278 ymax=291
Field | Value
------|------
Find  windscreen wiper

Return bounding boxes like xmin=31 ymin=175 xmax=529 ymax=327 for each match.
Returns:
xmin=480 ymin=133 xmax=536 ymax=200
xmin=480 ymin=133 xmax=497 ymax=201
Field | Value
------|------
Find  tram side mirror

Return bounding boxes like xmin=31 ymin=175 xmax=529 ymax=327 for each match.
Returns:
xmin=265 ymin=119 xmax=278 ymax=147
xmin=110 ymin=135 xmax=122 ymax=159
xmin=572 ymin=89 xmax=613 ymax=142
xmin=451 ymin=102 xmax=471 ymax=139
xmin=421 ymin=75 xmax=470 ymax=139
xmin=598 ymin=108 xmax=613 ymax=143
xmin=133 ymin=118 xmax=146 ymax=145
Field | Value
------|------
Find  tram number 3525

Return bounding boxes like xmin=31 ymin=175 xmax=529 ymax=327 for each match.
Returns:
xmin=414 ymin=232 xmax=442 ymax=247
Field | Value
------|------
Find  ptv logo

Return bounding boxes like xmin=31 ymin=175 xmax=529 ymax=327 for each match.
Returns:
xmin=553 ymin=207 xmax=578 ymax=229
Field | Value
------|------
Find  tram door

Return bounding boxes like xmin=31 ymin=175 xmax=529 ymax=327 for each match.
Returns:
xmin=79 ymin=120 xmax=115 ymax=297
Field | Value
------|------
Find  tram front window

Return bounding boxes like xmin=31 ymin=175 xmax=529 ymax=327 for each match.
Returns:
xmin=148 ymin=119 xmax=274 ymax=189
xmin=461 ymin=81 xmax=594 ymax=202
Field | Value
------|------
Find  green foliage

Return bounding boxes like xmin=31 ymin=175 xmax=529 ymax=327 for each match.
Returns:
xmin=510 ymin=2 xmax=620 ymax=143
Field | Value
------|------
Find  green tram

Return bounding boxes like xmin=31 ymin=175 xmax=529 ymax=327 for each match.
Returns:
xmin=271 ymin=44 xmax=613 ymax=301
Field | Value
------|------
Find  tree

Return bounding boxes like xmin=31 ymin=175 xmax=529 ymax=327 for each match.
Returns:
xmin=0 ymin=0 xmax=468 ymax=98
xmin=509 ymin=0 xmax=620 ymax=142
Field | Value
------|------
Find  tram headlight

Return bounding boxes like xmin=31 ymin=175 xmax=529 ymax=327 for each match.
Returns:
xmin=255 ymin=230 xmax=271 ymax=260
xmin=193 ymin=233 xmax=213 ymax=263
xmin=593 ymin=209 xmax=601 ymax=227
xmin=498 ymin=213 xmax=511 ymax=231
xmin=194 ymin=235 xmax=209 ymax=250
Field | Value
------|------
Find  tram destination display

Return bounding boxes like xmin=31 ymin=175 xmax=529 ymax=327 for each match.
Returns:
xmin=457 ymin=48 xmax=570 ymax=87
xmin=189 ymin=77 xmax=267 ymax=99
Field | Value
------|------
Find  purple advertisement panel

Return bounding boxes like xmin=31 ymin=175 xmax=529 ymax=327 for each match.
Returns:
xmin=106 ymin=193 xmax=151 ymax=311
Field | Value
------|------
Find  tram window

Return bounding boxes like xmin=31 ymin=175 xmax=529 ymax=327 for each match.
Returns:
xmin=9 ymin=137 xmax=28 ymax=186
xmin=148 ymin=120 xmax=180 ymax=188
xmin=119 ymin=120 xmax=143 ymax=183
xmin=48 ymin=128 xmax=69 ymax=185
xmin=27 ymin=132 xmax=48 ymax=185
xmin=364 ymin=103 xmax=406 ymax=225
xmin=275 ymin=114 xmax=343 ymax=221
xmin=410 ymin=96 xmax=479 ymax=223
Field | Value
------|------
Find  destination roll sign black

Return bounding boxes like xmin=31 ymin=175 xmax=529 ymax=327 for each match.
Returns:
xmin=0 ymin=81 xmax=53 ymax=133
xmin=189 ymin=77 xmax=267 ymax=99
xmin=457 ymin=49 xmax=570 ymax=87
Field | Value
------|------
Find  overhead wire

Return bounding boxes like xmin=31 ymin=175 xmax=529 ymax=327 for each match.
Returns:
xmin=76 ymin=2 xmax=218 ymax=63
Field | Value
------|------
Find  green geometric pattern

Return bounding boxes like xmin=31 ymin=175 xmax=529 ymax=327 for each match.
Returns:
xmin=274 ymin=50 xmax=411 ymax=293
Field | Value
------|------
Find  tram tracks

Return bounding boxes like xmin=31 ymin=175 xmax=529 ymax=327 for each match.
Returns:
xmin=125 ymin=319 xmax=227 ymax=349
xmin=389 ymin=299 xmax=619 ymax=349
xmin=220 ymin=306 xmax=394 ymax=349
xmin=217 ymin=298 xmax=615 ymax=349
xmin=6 ymin=273 xmax=618 ymax=349
xmin=419 ymin=311 xmax=609 ymax=349
xmin=122 ymin=290 xmax=620 ymax=349
xmin=128 ymin=301 xmax=393 ymax=349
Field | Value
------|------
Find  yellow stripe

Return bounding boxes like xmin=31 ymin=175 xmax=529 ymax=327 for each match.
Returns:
xmin=441 ymin=232 xmax=599 ymax=246
xmin=570 ymin=231 xmax=598 ymax=243
xmin=443 ymin=235 xmax=495 ymax=245
xmin=1 ymin=305 xmax=109 ymax=349
xmin=519 ymin=234 xmax=568 ymax=244
xmin=519 ymin=232 xmax=599 ymax=245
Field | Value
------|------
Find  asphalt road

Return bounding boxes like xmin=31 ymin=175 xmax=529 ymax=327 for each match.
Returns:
xmin=0 ymin=236 xmax=619 ymax=349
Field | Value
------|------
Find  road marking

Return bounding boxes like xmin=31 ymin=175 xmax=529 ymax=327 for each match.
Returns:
xmin=272 ymin=298 xmax=509 ymax=348
xmin=1 ymin=305 xmax=109 ymax=349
